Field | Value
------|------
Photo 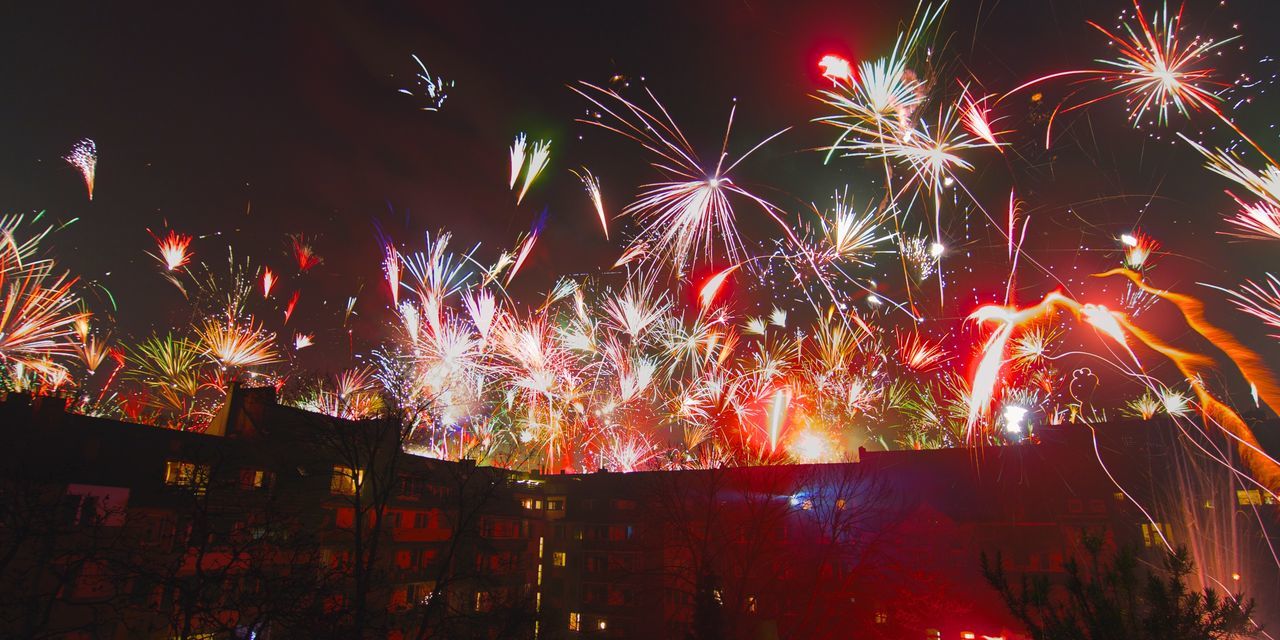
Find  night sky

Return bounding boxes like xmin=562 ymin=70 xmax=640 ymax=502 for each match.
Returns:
xmin=2 ymin=0 xmax=1278 ymax=386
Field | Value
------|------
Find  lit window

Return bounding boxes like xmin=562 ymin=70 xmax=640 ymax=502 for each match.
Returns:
xmin=746 ymin=595 xmax=757 ymax=612
xmin=553 ymin=551 xmax=567 ymax=567
xmin=875 ymin=611 xmax=887 ymax=624
xmin=522 ymin=498 xmax=534 ymax=509
xmin=835 ymin=498 xmax=847 ymax=510
xmin=1141 ymin=522 xmax=1170 ymax=548
xmin=164 ymin=461 xmax=209 ymax=490
xmin=568 ymin=612 xmax=581 ymax=631
xmin=239 ymin=469 xmax=269 ymax=489
xmin=547 ymin=498 xmax=565 ymax=511
xmin=474 ymin=591 xmax=492 ymax=612
xmin=926 ymin=629 xmax=941 ymax=640
xmin=596 ymin=618 xmax=608 ymax=631
xmin=330 ymin=466 xmax=363 ymax=495
xmin=962 ymin=633 xmax=976 ymax=640
xmin=1237 ymin=489 xmax=1275 ymax=506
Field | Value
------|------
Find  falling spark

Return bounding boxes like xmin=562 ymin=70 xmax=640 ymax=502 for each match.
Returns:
xmin=506 ymin=210 xmax=546 ymax=287
xmin=571 ymin=167 xmax=609 ymax=239
xmin=509 ymin=133 xmax=527 ymax=189
xmin=294 ymin=333 xmax=314 ymax=350
xmin=398 ymin=53 xmax=453 ymax=111
xmin=517 ymin=139 xmax=552 ymax=205
xmin=698 ymin=263 xmax=741 ymax=312
xmin=64 ymin=138 xmax=97 ymax=201
xmin=290 ymin=234 xmax=323 ymax=272
xmin=261 ymin=267 xmax=277 ymax=298
xmin=384 ymin=243 xmax=402 ymax=306
xmin=284 ymin=291 xmax=300 ymax=324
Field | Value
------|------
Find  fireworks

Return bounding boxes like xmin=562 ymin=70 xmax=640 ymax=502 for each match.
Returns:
xmin=398 ymin=54 xmax=453 ymax=112
xmin=510 ymin=135 xmax=552 ymax=205
xmin=261 ymin=267 xmax=277 ymax=298
xmin=895 ymin=330 xmax=949 ymax=372
xmin=10 ymin=0 xmax=1280 ymax=539
xmin=1224 ymin=274 xmax=1280 ymax=338
xmin=1090 ymin=1 xmax=1235 ymax=126
xmin=149 ymin=229 xmax=193 ymax=271
xmin=64 ymin=138 xmax=97 ymax=200
xmin=290 ymin=234 xmax=323 ymax=272
xmin=573 ymin=82 xmax=795 ymax=271
xmin=196 ymin=314 xmax=280 ymax=369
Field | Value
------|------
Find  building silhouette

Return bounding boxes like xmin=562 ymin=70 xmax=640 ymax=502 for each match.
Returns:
xmin=2 ymin=387 xmax=1275 ymax=639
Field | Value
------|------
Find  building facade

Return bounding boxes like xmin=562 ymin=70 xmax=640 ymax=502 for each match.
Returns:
xmin=2 ymin=388 xmax=1275 ymax=639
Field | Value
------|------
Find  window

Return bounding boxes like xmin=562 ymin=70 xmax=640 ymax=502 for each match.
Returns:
xmin=925 ymin=629 xmax=941 ymax=640
xmin=414 ymin=511 xmax=431 ymax=528
xmin=238 ymin=469 xmax=271 ymax=490
xmin=474 ymin=591 xmax=492 ymax=612
xmin=596 ymin=618 xmax=608 ymax=631
xmin=553 ymin=551 xmax=567 ymax=567
xmin=481 ymin=517 xmax=520 ymax=538
xmin=961 ymin=633 xmax=976 ymax=640
xmin=547 ymin=498 xmax=565 ymax=511
xmin=387 ymin=511 xmax=402 ymax=528
xmin=746 ymin=595 xmax=757 ymax=613
xmin=164 ymin=461 xmax=209 ymax=491
xmin=1141 ymin=522 xmax=1170 ymax=548
xmin=1237 ymin=489 xmax=1275 ymax=506
xmin=1067 ymin=498 xmax=1083 ymax=514
xmin=875 ymin=611 xmax=887 ymax=624
xmin=330 ymin=466 xmax=363 ymax=495
xmin=397 ymin=475 xmax=424 ymax=497
xmin=568 ymin=612 xmax=581 ymax=632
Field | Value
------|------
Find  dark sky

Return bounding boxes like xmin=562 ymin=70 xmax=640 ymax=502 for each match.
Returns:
xmin=1 ymin=0 xmax=1277 ymax=380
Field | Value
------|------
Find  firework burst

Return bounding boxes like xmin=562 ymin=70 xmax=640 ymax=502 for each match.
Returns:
xmin=573 ymin=81 xmax=795 ymax=272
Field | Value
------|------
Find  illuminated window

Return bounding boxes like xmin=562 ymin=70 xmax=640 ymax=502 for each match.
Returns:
xmin=746 ymin=595 xmax=757 ymax=612
xmin=521 ymin=498 xmax=535 ymax=509
xmin=164 ymin=461 xmax=209 ymax=491
xmin=1141 ymin=522 xmax=1170 ymax=548
xmin=1113 ymin=492 xmax=1125 ymax=502
xmin=330 ymin=466 xmax=363 ymax=495
xmin=596 ymin=618 xmax=608 ymax=631
xmin=925 ymin=629 xmax=941 ymax=640
xmin=474 ymin=591 xmax=492 ymax=612
xmin=547 ymin=498 xmax=565 ymax=511
xmin=875 ymin=611 xmax=887 ymax=624
xmin=239 ymin=469 xmax=270 ymax=489
xmin=961 ymin=633 xmax=976 ymax=640
xmin=1237 ymin=489 xmax=1275 ymax=506
xmin=568 ymin=612 xmax=581 ymax=631
xmin=553 ymin=551 xmax=567 ymax=567
xmin=835 ymin=498 xmax=847 ymax=510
